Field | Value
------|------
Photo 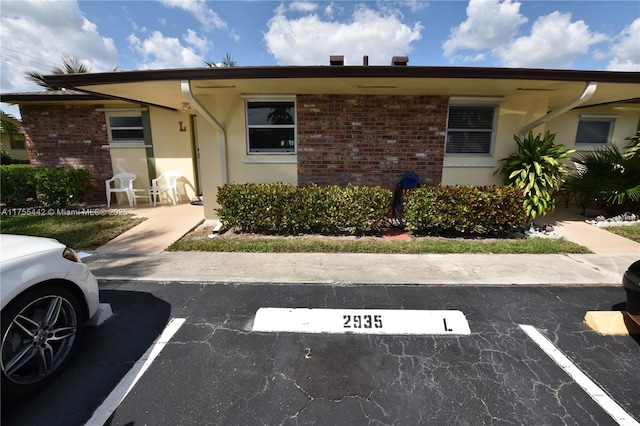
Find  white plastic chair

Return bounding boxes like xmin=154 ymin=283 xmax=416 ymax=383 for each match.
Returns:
xmin=150 ymin=172 xmax=182 ymax=206
xmin=105 ymin=173 xmax=137 ymax=207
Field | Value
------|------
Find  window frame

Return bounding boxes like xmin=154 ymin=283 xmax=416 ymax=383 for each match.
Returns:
xmin=245 ymin=97 xmax=297 ymax=155
xmin=105 ymin=111 xmax=145 ymax=145
xmin=445 ymin=101 xmax=499 ymax=156
xmin=574 ymin=115 xmax=617 ymax=146
xmin=9 ymin=138 xmax=26 ymax=150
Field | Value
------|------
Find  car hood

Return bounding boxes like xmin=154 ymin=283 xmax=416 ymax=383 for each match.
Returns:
xmin=1 ymin=234 xmax=65 ymax=263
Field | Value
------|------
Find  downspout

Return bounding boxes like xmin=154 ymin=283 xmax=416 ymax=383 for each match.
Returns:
xmin=518 ymin=81 xmax=598 ymax=138
xmin=181 ymin=79 xmax=228 ymax=185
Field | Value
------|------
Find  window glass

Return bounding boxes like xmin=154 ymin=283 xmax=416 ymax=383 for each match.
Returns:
xmin=108 ymin=115 xmax=144 ymax=143
xmin=109 ymin=116 xmax=143 ymax=128
xmin=446 ymin=106 xmax=495 ymax=155
xmin=575 ymin=119 xmax=613 ymax=144
xmin=10 ymin=139 xmax=25 ymax=150
xmin=446 ymin=132 xmax=492 ymax=154
xmin=247 ymin=103 xmax=294 ymax=125
xmin=247 ymin=101 xmax=296 ymax=154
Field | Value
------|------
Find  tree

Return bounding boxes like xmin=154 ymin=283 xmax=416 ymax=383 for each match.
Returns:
xmin=25 ymin=52 xmax=91 ymax=91
xmin=0 ymin=110 xmax=21 ymax=137
xmin=204 ymin=52 xmax=236 ymax=68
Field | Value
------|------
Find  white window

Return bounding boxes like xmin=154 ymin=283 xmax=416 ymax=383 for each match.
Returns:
xmin=575 ymin=115 xmax=616 ymax=145
xmin=106 ymin=113 xmax=145 ymax=144
xmin=445 ymin=105 xmax=497 ymax=155
xmin=246 ymin=100 xmax=296 ymax=154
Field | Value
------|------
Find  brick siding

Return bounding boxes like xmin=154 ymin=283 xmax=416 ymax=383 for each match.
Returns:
xmin=20 ymin=104 xmax=112 ymax=201
xmin=297 ymin=94 xmax=447 ymax=189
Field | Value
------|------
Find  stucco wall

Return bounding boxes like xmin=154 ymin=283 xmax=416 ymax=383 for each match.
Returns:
xmin=148 ymin=107 xmax=198 ymax=202
xmin=1 ymin=133 xmax=29 ymax=161
xmin=441 ymin=96 xmax=550 ymax=186
xmin=193 ymin=93 xmax=298 ymax=219
xmin=546 ymin=105 xmax=640 ymax=151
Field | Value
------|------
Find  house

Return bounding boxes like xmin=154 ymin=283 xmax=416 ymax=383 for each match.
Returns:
xmin=2 ymin=56 xmax=639 ymax=219
xmin=0 ymin=111 xmax=28 ymax=162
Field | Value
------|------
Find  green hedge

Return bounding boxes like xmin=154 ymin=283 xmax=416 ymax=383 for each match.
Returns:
xmin=217 ymin=183 xmax=392 ymax=235
xmin=0 ymin=165 xmax=38 ymax=207
xmin=0 ymin=166 xmax=93 ymax=208
xmin=404 ymin=185 xmax=528 ymax=236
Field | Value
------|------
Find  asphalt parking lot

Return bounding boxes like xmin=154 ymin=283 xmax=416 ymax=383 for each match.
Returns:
xmin=3 ymin=281 xmax=639 ymax=426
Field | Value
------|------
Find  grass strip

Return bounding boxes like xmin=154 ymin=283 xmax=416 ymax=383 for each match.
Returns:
xmin=168 ymin=236 xmax=591 ymax=254
xmin=603 ymin=223 xmax=640 ymax=243
xmin=1 ymin=214 xmax=144 ymax=250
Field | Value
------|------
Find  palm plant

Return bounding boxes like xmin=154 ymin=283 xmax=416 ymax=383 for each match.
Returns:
xmin=204 ymin=53 xmax=236 ymax=68
xmin=624 ymin=130 xmax=640 ymax=160
xmin=25 ymin=52 xmax=91 ymax=91
xmin=495 ymin=131 xmax=574 ymax=222
xmin=563 ymin=143 xmax=640 ymax=214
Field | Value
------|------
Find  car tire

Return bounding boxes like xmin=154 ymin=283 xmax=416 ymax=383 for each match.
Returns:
xmin=1 ymin=284 xmax=84 ymax=400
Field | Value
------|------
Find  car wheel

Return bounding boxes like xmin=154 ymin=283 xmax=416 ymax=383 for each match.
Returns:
xmin=1 ymin=284 xmax=84 ymax=400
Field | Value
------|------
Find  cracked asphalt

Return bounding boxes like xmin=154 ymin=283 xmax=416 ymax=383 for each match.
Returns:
xmin=3 ymin=281 xmax=639 ymax=426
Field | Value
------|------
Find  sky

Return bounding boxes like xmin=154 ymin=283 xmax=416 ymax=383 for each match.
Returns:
xmin=1 ymin=0 xmax=639 ymax=118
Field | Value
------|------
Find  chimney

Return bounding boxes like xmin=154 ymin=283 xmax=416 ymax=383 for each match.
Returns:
xmin=391 ymin=56 xmax=409 ymax=66
xmin=330 ymin=55 xmax=344 ymax=66
xmin=363 ymin=55 xmax=369 ymax=66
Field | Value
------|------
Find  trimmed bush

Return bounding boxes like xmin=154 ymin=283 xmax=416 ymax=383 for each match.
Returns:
xmin=32 ymin=168 xmax=93 ymax=208
xmin=404 ymin=185 xmax=527 ymax=236
xmin=0 ymin=166 xmax=93 ymax=208
xmin=217 ymin=183 xmax=392 ymax=235
xmin=0 ymin=165 xmax=38 ymax=207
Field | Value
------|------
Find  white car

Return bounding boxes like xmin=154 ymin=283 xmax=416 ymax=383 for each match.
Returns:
xmin=1 ymin=234 xmax=100 ymax=399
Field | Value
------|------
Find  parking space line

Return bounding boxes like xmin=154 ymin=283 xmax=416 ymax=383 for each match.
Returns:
xmin=85 ymin=318 xmax=186 ymax=426
xmin=520 ymin=324 xmax=639 ymax=426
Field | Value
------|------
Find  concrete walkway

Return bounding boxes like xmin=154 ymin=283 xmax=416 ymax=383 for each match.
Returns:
xmin=94 ymin=202 xmax=205 ymax=254
xmin=542 ymin=206 xmax=640 ymax=255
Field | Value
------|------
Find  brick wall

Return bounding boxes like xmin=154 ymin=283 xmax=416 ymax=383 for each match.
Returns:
xmin=20 ymin=104 xmax=112 ymax=201
xmin=297 ymin=94 xmax=448 ymax=189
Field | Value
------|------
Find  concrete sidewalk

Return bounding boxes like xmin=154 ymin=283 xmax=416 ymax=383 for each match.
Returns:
xmin=84 ymin=251 xmax=637 ymax=285
xmin=84 ymin=201 xmax=638 ymax=285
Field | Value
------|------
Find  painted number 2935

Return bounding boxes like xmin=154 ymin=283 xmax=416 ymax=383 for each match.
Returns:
xmin=343 ymin=314 xmax=383 ymax=329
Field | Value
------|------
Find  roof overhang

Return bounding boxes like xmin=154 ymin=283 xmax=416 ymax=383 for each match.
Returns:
xmin=5 ymin=65 xmax=640 ymax=112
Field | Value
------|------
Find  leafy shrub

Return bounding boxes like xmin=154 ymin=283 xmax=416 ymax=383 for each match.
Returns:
xmin=495 ymin=131 xmax=574 ymax=221
xmin=404 ymin=185 xmax=527 ymax=236
xmin=217 ymin=183 xmax=391 ymax=235
xmin=0 ymin=165 xmax=38 ymax=207
xmin=32 ymin=168 xmax=93 ymax=208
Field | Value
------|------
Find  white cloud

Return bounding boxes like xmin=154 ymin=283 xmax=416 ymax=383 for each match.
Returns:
xmin=443 ymin=0 xmax=527 ymax=58
xmin=128 ymin=31 xmax=205 ymax=69
xmin=606 ymin=18 xmax=640 ymax=71
xmin=264 ymin=5 xmax=423 ymax=65
xmin=400 ymin=0 xmax=429 ymax=14
xmin=184 ymin=29 xmax=210 ymax=53
xmin=158 ymin=0 xmax=227 ymax=31
xmin=289 ymin=1 xmax=319 ymax=13
xmin=495 ymin=12 xmax=608 ymax=68
xmin=0 ymin=0 xmax=117 ymax=93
